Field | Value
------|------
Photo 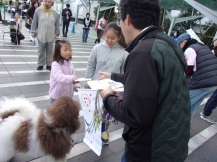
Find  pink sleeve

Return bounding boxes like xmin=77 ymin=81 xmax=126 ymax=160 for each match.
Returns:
xmin=52 ymin=62 xmax=74 ymax=84
xmin=184 ymin=48 xmax=197 ymax=66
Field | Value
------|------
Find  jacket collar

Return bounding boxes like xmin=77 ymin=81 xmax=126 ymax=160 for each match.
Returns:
xmin=126 ymin=26 xmax=163 ymax=53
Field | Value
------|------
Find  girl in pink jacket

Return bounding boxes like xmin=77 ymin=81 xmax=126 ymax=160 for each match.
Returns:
xmin=49 ymin=40 xmax=80 ymax=104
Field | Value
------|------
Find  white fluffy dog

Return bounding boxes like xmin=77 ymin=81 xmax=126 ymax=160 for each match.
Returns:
xmin=0 ymin=96 xmax=80 ymax=162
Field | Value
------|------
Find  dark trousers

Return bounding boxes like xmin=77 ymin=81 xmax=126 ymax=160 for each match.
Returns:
xmin=62 ymin=21 xmax=70 ymax=37
xmin=204 ymin=89 xmax=217 ymax=116
xmin=10 ymin=29 xmax=20 ymax=44
xmin=95 ymin=29 xmax=104 ymax=43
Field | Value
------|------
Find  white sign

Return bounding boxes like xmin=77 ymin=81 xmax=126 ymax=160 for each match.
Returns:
xmin=186 ymin=29 xmax=203 ymax=44
xmin=78 ymin=89 xmax=103 ymax=156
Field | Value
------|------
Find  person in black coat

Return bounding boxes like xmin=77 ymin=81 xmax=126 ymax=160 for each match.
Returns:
xmin=82 ymin=13 xmax=91 ymax=42
xmin=27 ymin=1 xmax=39 ymax=19
xmin=62 ymin=4 xmax=72 ymax=37
xmin=26 ymin=1 xmax=38 ymax=28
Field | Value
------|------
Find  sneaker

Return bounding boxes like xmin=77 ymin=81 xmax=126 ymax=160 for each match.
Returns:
xmin=102 ymin=131 xmax=109 ymax=145
xmin=102 ymin=138 xmax=109 ymax=145
xmin=200 ymin=112 xmax=216 ymax=124
xmin=46 ymin=66 xmax=51 ymax=71
xmin=37 ymin=66 xmax=43 ymax=70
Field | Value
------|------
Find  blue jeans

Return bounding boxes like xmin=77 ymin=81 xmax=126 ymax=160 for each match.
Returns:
xmin=82 ymin=29 xmax=89 ymax=42
xmin=121 ymin=155 xmax=127 ymax=162
xmin=203 ymin=89 xmax=217 ymax=116
xmin=62 ymin=21 xmax=70 ymax=37
xmin=190 ymin=86 xmax=217 ymax=116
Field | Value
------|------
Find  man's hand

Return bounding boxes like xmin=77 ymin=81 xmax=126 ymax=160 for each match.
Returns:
xmin=99 ymin=86 xmax=113 ymax=98
xmin=98 ymin=72 xmax=111 ymax=80
xmin=31 ymin=32 xmax=36 ymax=37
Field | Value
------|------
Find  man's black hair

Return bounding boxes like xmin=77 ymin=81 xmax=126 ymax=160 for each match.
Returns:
xmin=119 ymin=0 xmax=160 ymax=30
xmin=66 ymin=4 xmax=70 ymax=8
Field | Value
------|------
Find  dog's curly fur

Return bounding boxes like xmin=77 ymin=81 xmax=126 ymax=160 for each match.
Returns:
xmin=0 ymin=96 xmax=80 ymax=162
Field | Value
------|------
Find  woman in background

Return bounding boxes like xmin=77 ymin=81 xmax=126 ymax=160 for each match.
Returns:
xmin=10 ymin=13 xmax=25 ymax=45
xmin=82 ymin=13 xmax=92 ymax=43
xmin=95 ymin=16 xmax=108 ymax=44
xmin=26 ymin=1 xmax=39 ymax=41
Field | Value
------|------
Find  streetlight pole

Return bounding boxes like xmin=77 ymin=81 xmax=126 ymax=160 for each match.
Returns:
xmin=89 ymin=0 xmax=90 ymax=13
xmin=60 ymin=0 xmax=64 ymax=25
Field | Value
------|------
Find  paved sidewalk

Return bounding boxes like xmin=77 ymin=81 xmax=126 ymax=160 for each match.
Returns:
xmin=0 ymin=10 xmax=217 ymax=162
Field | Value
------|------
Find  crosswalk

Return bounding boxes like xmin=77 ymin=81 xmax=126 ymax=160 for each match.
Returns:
xmin=1 ymin=18 xmax=216 ymax=162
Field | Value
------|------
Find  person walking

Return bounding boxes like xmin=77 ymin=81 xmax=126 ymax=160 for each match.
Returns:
xmin=8 ymin=0 xmax=13 ymax=14
xmin=200 ymin=39 xmax=217 ymax=123
xmin=177 ymin=33 xmax=217 ymax=117
xmin=49 ymin=40 xmax=80 ymax=104
xmin=62 ymin=4 xmax=72 ymax=37
xmin=26 ymin=1 xmax=39 ymax=28
xmin=26 ymin=1 xmax=39 ymax=41
xmin=98 ymin=0 xmax=191 ymax=161
xmin=82 ymin=13 xmax=91 ymax=42
xmin=14 ymin=0 xmax=19 ymax=13
xmin=31 ymin=0 xmax=60 ymax=71
xmin=94 ymin=16 xmax=108 ymax=44
xmin=85 ymin=22 xmax=128 ymax=144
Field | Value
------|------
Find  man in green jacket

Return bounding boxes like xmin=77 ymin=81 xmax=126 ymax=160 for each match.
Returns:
xmin=99 ymin=0 xmax=191 ymax=161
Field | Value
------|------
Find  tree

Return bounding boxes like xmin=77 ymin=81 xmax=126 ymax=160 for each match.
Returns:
xmin=93 ymin=2 xmax=117 ymax=22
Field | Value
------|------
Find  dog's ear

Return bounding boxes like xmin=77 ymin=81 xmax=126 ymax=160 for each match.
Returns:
xmin=47 ymin=96 xmax=80 ymax=133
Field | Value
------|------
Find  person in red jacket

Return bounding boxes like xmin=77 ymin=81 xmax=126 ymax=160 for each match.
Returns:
xmin=94 ymin=16 xmax=108 ymax=44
